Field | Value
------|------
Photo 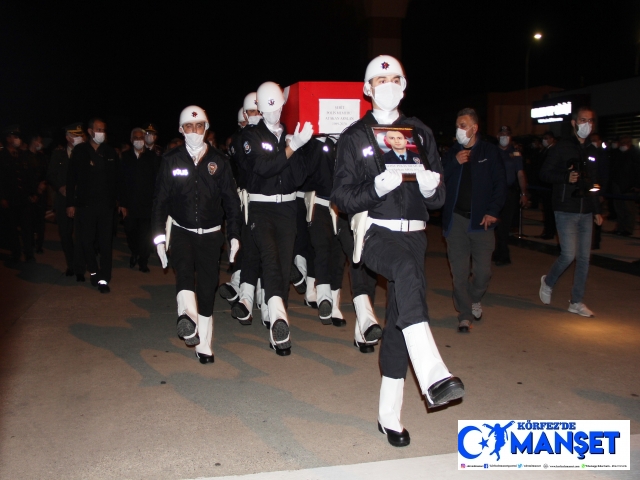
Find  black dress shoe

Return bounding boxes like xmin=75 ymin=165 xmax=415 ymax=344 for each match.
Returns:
xmin=65 ymin=268 xmax=74 ymax=276
xmin=231 ymin=301 xmax=252 ymax=325
xmin=195 ymin=352 xmax=214 ymax=364
xmin=304 ymin=299 xmax=318 ymax=309
xmin=290 ymin=265 xmax=306 ymax=294
xmin=76 ymin=274 xmax=85 ymax=282
xmin=364 ymin=324 xmax=382 ymax=342
xmin=129 ymin=255 xmax=138 ymax=268
xmin=354 ymin=340 xmax=375 ymax=353
xmin=218 ymin=283 xmax=239 ymax=303
xmin=427 ymin=376 xmax=465 ymax=407
xmin=332 ymin=317 xmax=346 ymax=327
xmin=138 ymin=265 xmax=150 ymax=273
xmin=378 ymin=422 xmax=410 ymax=447
xmin=318 ymin=300 xmax=332 ymax=325
xmin=176 ymin=314 xmax=200 ymax=346
xmin=98 ymin=284 xmax=111 ymax=294
xmin=90 ymin=274 xmax=99 ymax=287
xmin=269 ymin=343 xmax=291 ymax=356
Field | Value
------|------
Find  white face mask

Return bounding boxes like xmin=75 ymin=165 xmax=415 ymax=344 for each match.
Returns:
xmin=247 ymin=115 xmax=262 ymax=126
xmin=133 ymin=140 xmax=145 ymax=150
xmin=499 ymin=136 xmax=510 ymax=147
xmin=619 ymin=145 xmax=629 ymax=152
xmin=184 ymin=132 xmax=205 ymax=151
xmin=145 ymin=134 xmax=155 ymax=146
xmin=93 ymin=132 xmax=105 ymax=144
xmin=72 ymin=136 xmax=83 ymax=146
xmin=456 ymin=128 xmax=471 ymax=146
xmin=576 ymin=122 xmax=591 ymax=139
xmin=262 ymin=109 xmax=281 ymax=127
xmin=373 ymin=82 xmax=403 ymax=112
xmin=542 ymin=139 xmax=549 ymax=147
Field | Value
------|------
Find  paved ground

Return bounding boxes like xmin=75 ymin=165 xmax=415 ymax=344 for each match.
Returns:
xmin=0 ymin=222 xmax=638 ymax=479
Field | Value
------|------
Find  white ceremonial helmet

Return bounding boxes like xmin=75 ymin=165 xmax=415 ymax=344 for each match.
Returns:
xmin=237 ymin=107 xmax=245 ymax=123
xmin=363 ymin=55 xmax=407 ymax=96
xmin=179 ymin=105 xmax=209 ymax=130
xmin=243 ymin=92 xmax=258 ymax=112
xmin=256 ymin=81 xmax=285 ymax=113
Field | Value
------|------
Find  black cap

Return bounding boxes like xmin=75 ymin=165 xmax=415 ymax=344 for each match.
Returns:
xmin=498 ymin=125 xmax=512 ymax=135
xmin=64 ymin=122 xmax=84 ymax=135
xmin=144 ymin=123 xmax=158 ymax=134
xmin=2 ymin=124 xmax=21 ymax=137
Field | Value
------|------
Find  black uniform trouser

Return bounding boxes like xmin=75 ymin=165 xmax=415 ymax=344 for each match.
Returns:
xmin=336 ymin=214 xmax=378 ymax=299
xmin=76 ymin=202 xmax=113 ymax=283
xmin=494 ymin=185 xmax=519 ymax=262
xmin=124 ymin=216 xmax=152 ymax=267
xmin=362 ymin=225 xmax=428 ymax=380
xmin=293 ymin=197 xmax=315 ymax=278
xmin=239 ymin=219 xmax=261 ymax=287
xmin=250 ymin=201 xmax=297 ymax=304
xmin=7 ymin=204 xmax=35 ymax=258
xmin=308 ymin=205 xmax=345 ymax=289
xmin=55 ymin=195 xmax=75 ymax=269
xmin=171 ymin=227 xmax=224 ymax=317
xmin=34 ymin=198 xmax=46 ymax=251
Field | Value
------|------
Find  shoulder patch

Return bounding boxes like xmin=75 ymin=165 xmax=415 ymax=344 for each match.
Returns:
xmin=207 ymin=162 xmax=218 ymax=175
xmin=243 ymin=141 xmax=251 ymax=154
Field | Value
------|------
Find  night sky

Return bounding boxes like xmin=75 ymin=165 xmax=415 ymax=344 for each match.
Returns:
xmin=1 ymin=0 xmax=638 ymax=145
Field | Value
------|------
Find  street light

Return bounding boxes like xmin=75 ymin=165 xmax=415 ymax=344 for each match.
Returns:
xmin=525 ymin=32 xmax=543 ymax=132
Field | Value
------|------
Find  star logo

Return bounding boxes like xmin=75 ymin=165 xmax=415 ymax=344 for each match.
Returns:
xmin=381 ymin=61 xmax=390 ymax=70
xmin=192 ymin=111 xmax=198 ymax=117
xmin=479 ymin=437 xmax=489 ymax=449
xmin=268 ymin=99 xmax=275 ymax=106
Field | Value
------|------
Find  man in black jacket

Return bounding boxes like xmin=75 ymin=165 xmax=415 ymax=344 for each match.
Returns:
xmin=442 ymin=108 xmax=507 ymax=332
xmin=331 ymin=55 xmax=464 ymax=447
xmin=152 ymin=106 xmax=241 ymax=364
xmin=120 ymin=127 xmax=160 ymax=272
xmin=47 ymin=122 xmax=86 ymax=277
xmin=66 ymin=118 xmax=119 ymax=293
xmin=539 ymin=107 xmax=603 ymax=317
xmin=242 ymin=81 xmax=311 ymax=355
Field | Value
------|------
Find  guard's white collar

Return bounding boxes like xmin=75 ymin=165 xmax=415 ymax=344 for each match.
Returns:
xmin=372 ymin=108 xmax=400 ymax=125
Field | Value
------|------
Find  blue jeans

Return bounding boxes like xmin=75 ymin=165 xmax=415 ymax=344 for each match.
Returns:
xmin=544 ymin=212 xmax=593 ymax=304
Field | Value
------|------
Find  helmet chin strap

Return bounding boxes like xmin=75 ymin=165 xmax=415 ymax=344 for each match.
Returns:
xmin=372 ymin=108 xmax=399 ymax=125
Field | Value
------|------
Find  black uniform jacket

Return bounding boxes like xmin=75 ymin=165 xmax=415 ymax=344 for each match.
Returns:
xmin=66 ymin=142 xmax=119 ymax=208
xmin=119 ymin=148 xmax=160 ymax=218
xmin=228 ymin=128 xmax=246 ymax=189
xmin=539 ymin=136 xmax=601 ymax=215
xmin=151 ymin=144 xmax=241 ymax=242
xmin=331 ymin=111 xmax=445 ymax=221
xmin=241 ymin=119 xmax=307 ymax=195
xmin=299 ymin=136 xmax=337 ymax=198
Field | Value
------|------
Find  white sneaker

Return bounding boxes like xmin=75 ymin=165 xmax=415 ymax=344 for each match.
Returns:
xmin=568 ymin=302 xmax=594 ymax=317
xmin=471 ymin=302 xmax=482 ymax=320
xmin=539 ymin=275 xmax=552 ymax=305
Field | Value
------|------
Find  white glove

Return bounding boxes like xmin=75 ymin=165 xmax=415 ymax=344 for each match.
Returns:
xmin=156 ymin=243 xmax=168 ymax=269
xmin=289 ymin=122 xmax=314 ymax=151
xmin=416 ymin=170 xmax=441 ymax=198
xmin=229 ymin=238 xmax=240 ymax=263
xmin=285 ymin=134 xmax=293 ymax=146
xmin=374 ymin=170 xmax=403 ymax=197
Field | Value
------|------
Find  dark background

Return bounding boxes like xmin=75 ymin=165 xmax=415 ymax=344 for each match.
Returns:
xmin=1 ymin=0 xmax=638 ymax=145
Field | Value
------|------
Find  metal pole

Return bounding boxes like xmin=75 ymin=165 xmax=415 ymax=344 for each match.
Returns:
xmin=518 ymin=205 xmax=527 ymax=239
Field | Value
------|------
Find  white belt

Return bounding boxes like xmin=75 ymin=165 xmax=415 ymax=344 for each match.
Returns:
xmin=249 ymin=193 xmax=297 ymax=203
xmin=172 ymin=219 xmax=221 ymax=235
xmin=314 ymin=197 xmax=331 ymax=207
xmin=296 ymin=191 xmax=305 ymax=199
xmin=367 ymin=218 xmax=426 ymax=232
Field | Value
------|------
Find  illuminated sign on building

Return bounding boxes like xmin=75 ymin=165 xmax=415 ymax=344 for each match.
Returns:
xmin=531 ymin=102 xmax=572 ymax=119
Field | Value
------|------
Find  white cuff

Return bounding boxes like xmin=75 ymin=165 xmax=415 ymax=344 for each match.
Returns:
xmin=154 ymin=234 xmax=166 ymax=245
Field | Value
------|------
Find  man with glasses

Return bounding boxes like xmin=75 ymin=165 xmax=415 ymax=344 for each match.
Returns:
xmin=539 ymin=107 xmax=602 ymax=317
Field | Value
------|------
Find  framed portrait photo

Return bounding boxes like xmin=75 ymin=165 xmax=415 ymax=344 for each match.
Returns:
xmin=364 ymin=124 xmax=429 ymax=181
